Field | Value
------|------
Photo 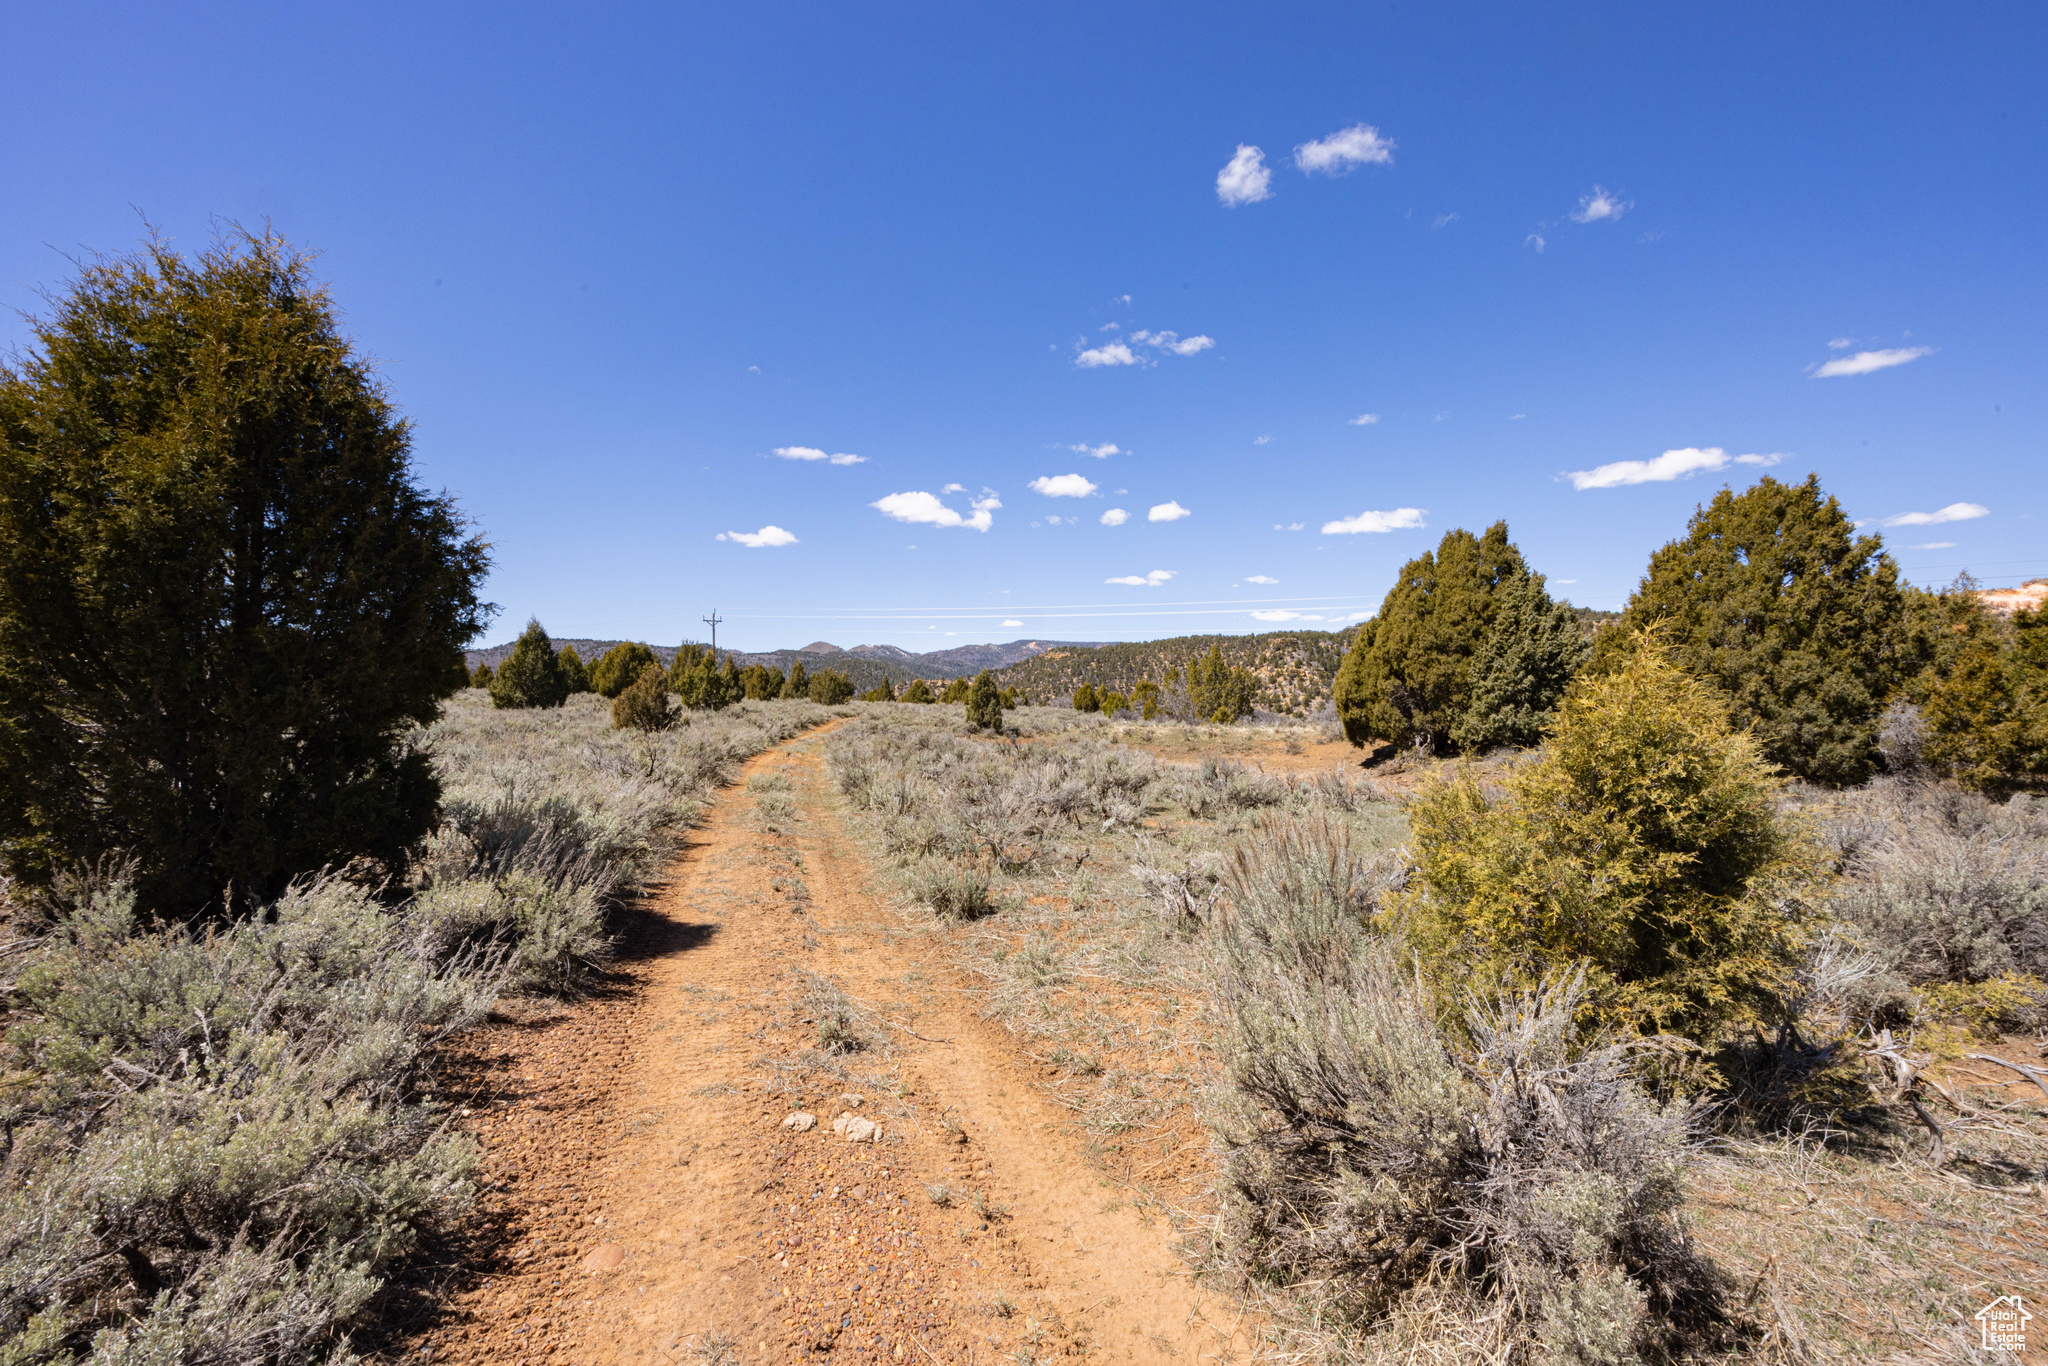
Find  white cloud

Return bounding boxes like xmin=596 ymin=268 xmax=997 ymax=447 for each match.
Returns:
xmin=1106 ymin=570 xmax=1176 ymax=587
xmin=1044 ymin=515 xmax=1064 ymax=525
xmin=1882 ymin=502 xmax=1988 ymax=527
xmin=1098 ymin=322 xmax=1120 ymax=332
xmin=1570 ymin=185 xmax=1632 ymax=223
xmin=1813 ymin=346 xmax=1933 ymax=378
xmin=1002 ymin=619 xmax=1023 ymax=627
xmin=774 ymin=445 xmax=866 ymax=465
xmin=1070 ymin=442 xmax=1121 ymax=459
xmin=1828 ymin=338 xmax=1855 ymax=349
xmin=1132 ymin=329 xmax=1215 ymax=356
xmin=1322 ymin=506 xmax=1426 ymax=535
xmin=1254 ymin=434 xmax=1273 ymax=445
xmin=1115 ymin=293 xmax=1131 ymax=304
xmin=1566 ymin=446 xmax=1783 ymax=490
xmin=1349 ymin=413 xmax=1380 ymax=426
xmin=1100 ymin=508 xmax=1129 ymax=526
xmin=1075 ymin=341 xmax=1142 ymax=368
xmin=717 ymin=525 xmax=798 ymax=548
xmin=1251 ymin=609 xmax=1324 ymax=622
xmin=870 ymin=490 xmax=999 ymax=532
xmin=1294 ymin=124 xmax=1396 ymax=174
xmin=1216 ymin=145 xmax=1272 ymax=206
xmin=1274 ymin=521 xmax=1305 ymax=531
xmin=1527 ymin=232 xmax=1547 ymax=253
xmin=1030 ymin=473 xmax=1099 ymax=498
xmin=1433 ymin=212 xmax=1459 ymax=228
xmin=1246 ymin=575 xmax=1278 ymax=584
xmin=747 ymin=365 xmax=761 ymax=374
xmin=941 ymin=482 xmax=966 ymax=493
xmin=1148 ymin=501 xmax=1192 ymax=522
xmin=1908 ymin=542 xmax=1957 ymax=550
xmin=1347 ymin=610 xmax=1374 ymax=622
xmin=1510 ymin=413 xmax=1527 ymax=420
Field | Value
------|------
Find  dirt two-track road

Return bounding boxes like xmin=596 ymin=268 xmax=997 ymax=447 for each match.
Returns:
xmin=398 ymin=720 xmax=1256 ymax=1366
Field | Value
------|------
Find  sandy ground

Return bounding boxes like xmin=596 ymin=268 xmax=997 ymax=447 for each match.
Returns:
xmin=395 ymin=721 xmax=1254 ymax=1366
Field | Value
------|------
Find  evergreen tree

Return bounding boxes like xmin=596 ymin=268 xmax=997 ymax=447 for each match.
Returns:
xmin=558 ymin=646 xmax=591 ymax=694
xmin=611 ymin=664 xmax=678 ymax=732
xmin=940 ymin=677 xmax=971 ymax=704
xmin=902 ymin=678 xmax=936 ymax=704
xmin=1452 ymin=572 xmax=1590 ymax=752
xmin=780 ymin=659 xmax=810 ymax=700
xmin=1598 ymin=475 xmax=1907 ymax=785
xmin=1072 ymin=682 xmax=1100 ymax=713
xmin=1922 ymin=606 xmax=2048 ymax=793
xmin=1099 ymin=691 xmax=1131 ymax=717
xmin=1000 ymin=687 xmax=1025 ymax=708
xmin=1334 ymin=522 xmax=1527 ymax=752
xmin=808 ymin=669 xmax=855 ymax=704
xmin=717 ymin=656 xmax=744 ymax=707
xmin=0 ymin=228 xmax=489 ymax=911
xmin=490 ymin=620 xmax=573 ymax=710
xmin=590 ymin=641 xmax=659 ymax=698
xmin=1188 ymin=644 xmax=1258 ymax=722
xmin=860 ymin=674 xmax=898 ymax=703
xmin=1132 ymin=679 xmax=1162 ymax=720
xmin=965 ymin=670 xmax=1005 ymax=731
xmin=471 ymin=662 xmax=495 ymax=689
xmin=1397 ymin=635 xmax=1831 ymax=1041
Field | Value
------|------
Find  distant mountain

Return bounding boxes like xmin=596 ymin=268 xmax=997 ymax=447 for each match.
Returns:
xmin=462 ymin=635 xmax=1110 ymax=692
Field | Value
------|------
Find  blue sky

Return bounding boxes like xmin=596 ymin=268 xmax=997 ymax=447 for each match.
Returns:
xmin=5 ymin=2 xmax=2043 ymax=651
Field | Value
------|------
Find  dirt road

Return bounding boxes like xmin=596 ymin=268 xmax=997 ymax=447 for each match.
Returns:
xmin=403 ymin=722 xmax=1253 ymax=1366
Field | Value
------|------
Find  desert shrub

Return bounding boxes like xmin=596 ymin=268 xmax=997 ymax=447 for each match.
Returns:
xmin=1071 ymin=682 xmax=1100 ymax=713
xmin=558 ymin=646 xmax=591 ymax=694
xmin=407 ymin=872 xmax=610 ymax=992
xmin=1815 ymin=780 xmax=2048 ymax=1026
xmin=1397 ymin=636 xmax=1832 ymax=1042
xmin=965 ymin=670 xmax=1005 ymax=731
xmin=808 ymin=669 xmax=855 ymax=705
xmin=471 ymin=662 xmax=494 ymax=689
xmin=901 ymin=678 xmax=935 ymax=704
xmin=911 ymin=861 xmax=996 ymax=920
xmin=1205 ymin=817 xmax=1723 ymax=1359
xmin=0 ymin=874 xmax=495 ymax=1366
xmin=1452 ymin=570 xmax=1589 ymax=752
xmin=1333 ymin=521 xmax=1529 ymax=752
xmin=0 ymin=228 xmax=489 ymax=914
xmin=490 ymin=619 xmax=573 ymax=710
xmin=588 ymin=642 xmax=657 ymax=697
xmin=1596 ymin=475 xmax=1908 ymax=786
xmin=612 ymin=665 xmax=679 ymax=732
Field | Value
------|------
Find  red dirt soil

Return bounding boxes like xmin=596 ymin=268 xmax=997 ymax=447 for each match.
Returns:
xmin=389 ymin=721 xmax=1254 ymax=1366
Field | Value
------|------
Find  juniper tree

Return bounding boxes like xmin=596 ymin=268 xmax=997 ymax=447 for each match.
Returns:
xmin=1187 ymin=644 xmax=1257 ymax=723
xmin=808 ymin=669 xmax=855 ymax=704
xmin=1072 ymin=682 xmax=1100 ymax=713
xmin=1099 ymin=691 xmax=1130 ymax=717
xmin=780 ymin=659 xmax=810 ymax=700
xmin=1335 ymin=522 xmax=1527 ymax=752
xmin=940 ymin=677 xmax=971 ymax=705
xmin=1922 ymin=605 xmax=2048 ymax=793
xmin=0 ymin=228 xmax=489 ymax=912
xmin=590 ymin=641 xmax=659 ymax=698
xmin=1452 ymin=571 xmax=1590 ymax=752
xmin=611 ymin=664 xmax=678 ymax=732
xmin=1132 ymin=679 xmax=1162 ymax=720
xmin=1597 ymin=475 xmax=1907 ymax=785
xmin=490 ymin=620 xmax=572 ymax=710
xmin=471 ymin=662 xmax=495 ymax=689
xmin=965 ymin=670 xmax=1004 ymax=731
xmin=902 ymin=678 xmax=936 ymax=704
xmin=557 ymin=646 xmax=591 ymax=694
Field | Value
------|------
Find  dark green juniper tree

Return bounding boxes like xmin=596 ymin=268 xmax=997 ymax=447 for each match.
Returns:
xmin=0 ymin=228 xmax=489 ymax=913
xmin=557 ymin=645 xmax=591 ymax=695
xmin=965 ymin=670 xmax=1005 ymax=731
xmin=489 ymin=620 xmax=571 ymax=709
xmin=1451 ymin=571 xmax=1590 ymax=752
xmin=1335 ymin=521 xmax=1528 ymax=752
xmin=1598 ymin=475 xmax=1908 ymax=785
xmin=590 ymin=641 xmax=659 ymax=698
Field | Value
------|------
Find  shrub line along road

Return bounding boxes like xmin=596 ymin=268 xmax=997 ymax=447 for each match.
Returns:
xmin=404 ymin=719 xmax=1253 ymax=1365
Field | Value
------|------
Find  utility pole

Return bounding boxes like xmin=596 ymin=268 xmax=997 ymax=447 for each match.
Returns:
xmin=702 ymin=610 xmax=723 ymax=665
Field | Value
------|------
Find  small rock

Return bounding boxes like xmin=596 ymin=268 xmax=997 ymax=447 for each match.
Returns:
xmin=831 ymin=1112 xmax=853 ymax=1137
xmin=837 ymin=1093 xmax=864 ymax=1109
xmin=580 ymin=1244 xmax=626 ymax=1273
xmin=782 ymin=1112 xmax=817 ymax=1132
xmin=841 ymin=1116 xmax=881 ymax=1144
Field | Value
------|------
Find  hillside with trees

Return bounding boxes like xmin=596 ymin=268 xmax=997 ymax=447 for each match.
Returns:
xmin=991 ymin=629 xmax=1356 ymax=714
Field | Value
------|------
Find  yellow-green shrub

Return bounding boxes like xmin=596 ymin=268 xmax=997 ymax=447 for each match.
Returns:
xmin=1395 ymin=635 xmax=1832 ymax=1041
